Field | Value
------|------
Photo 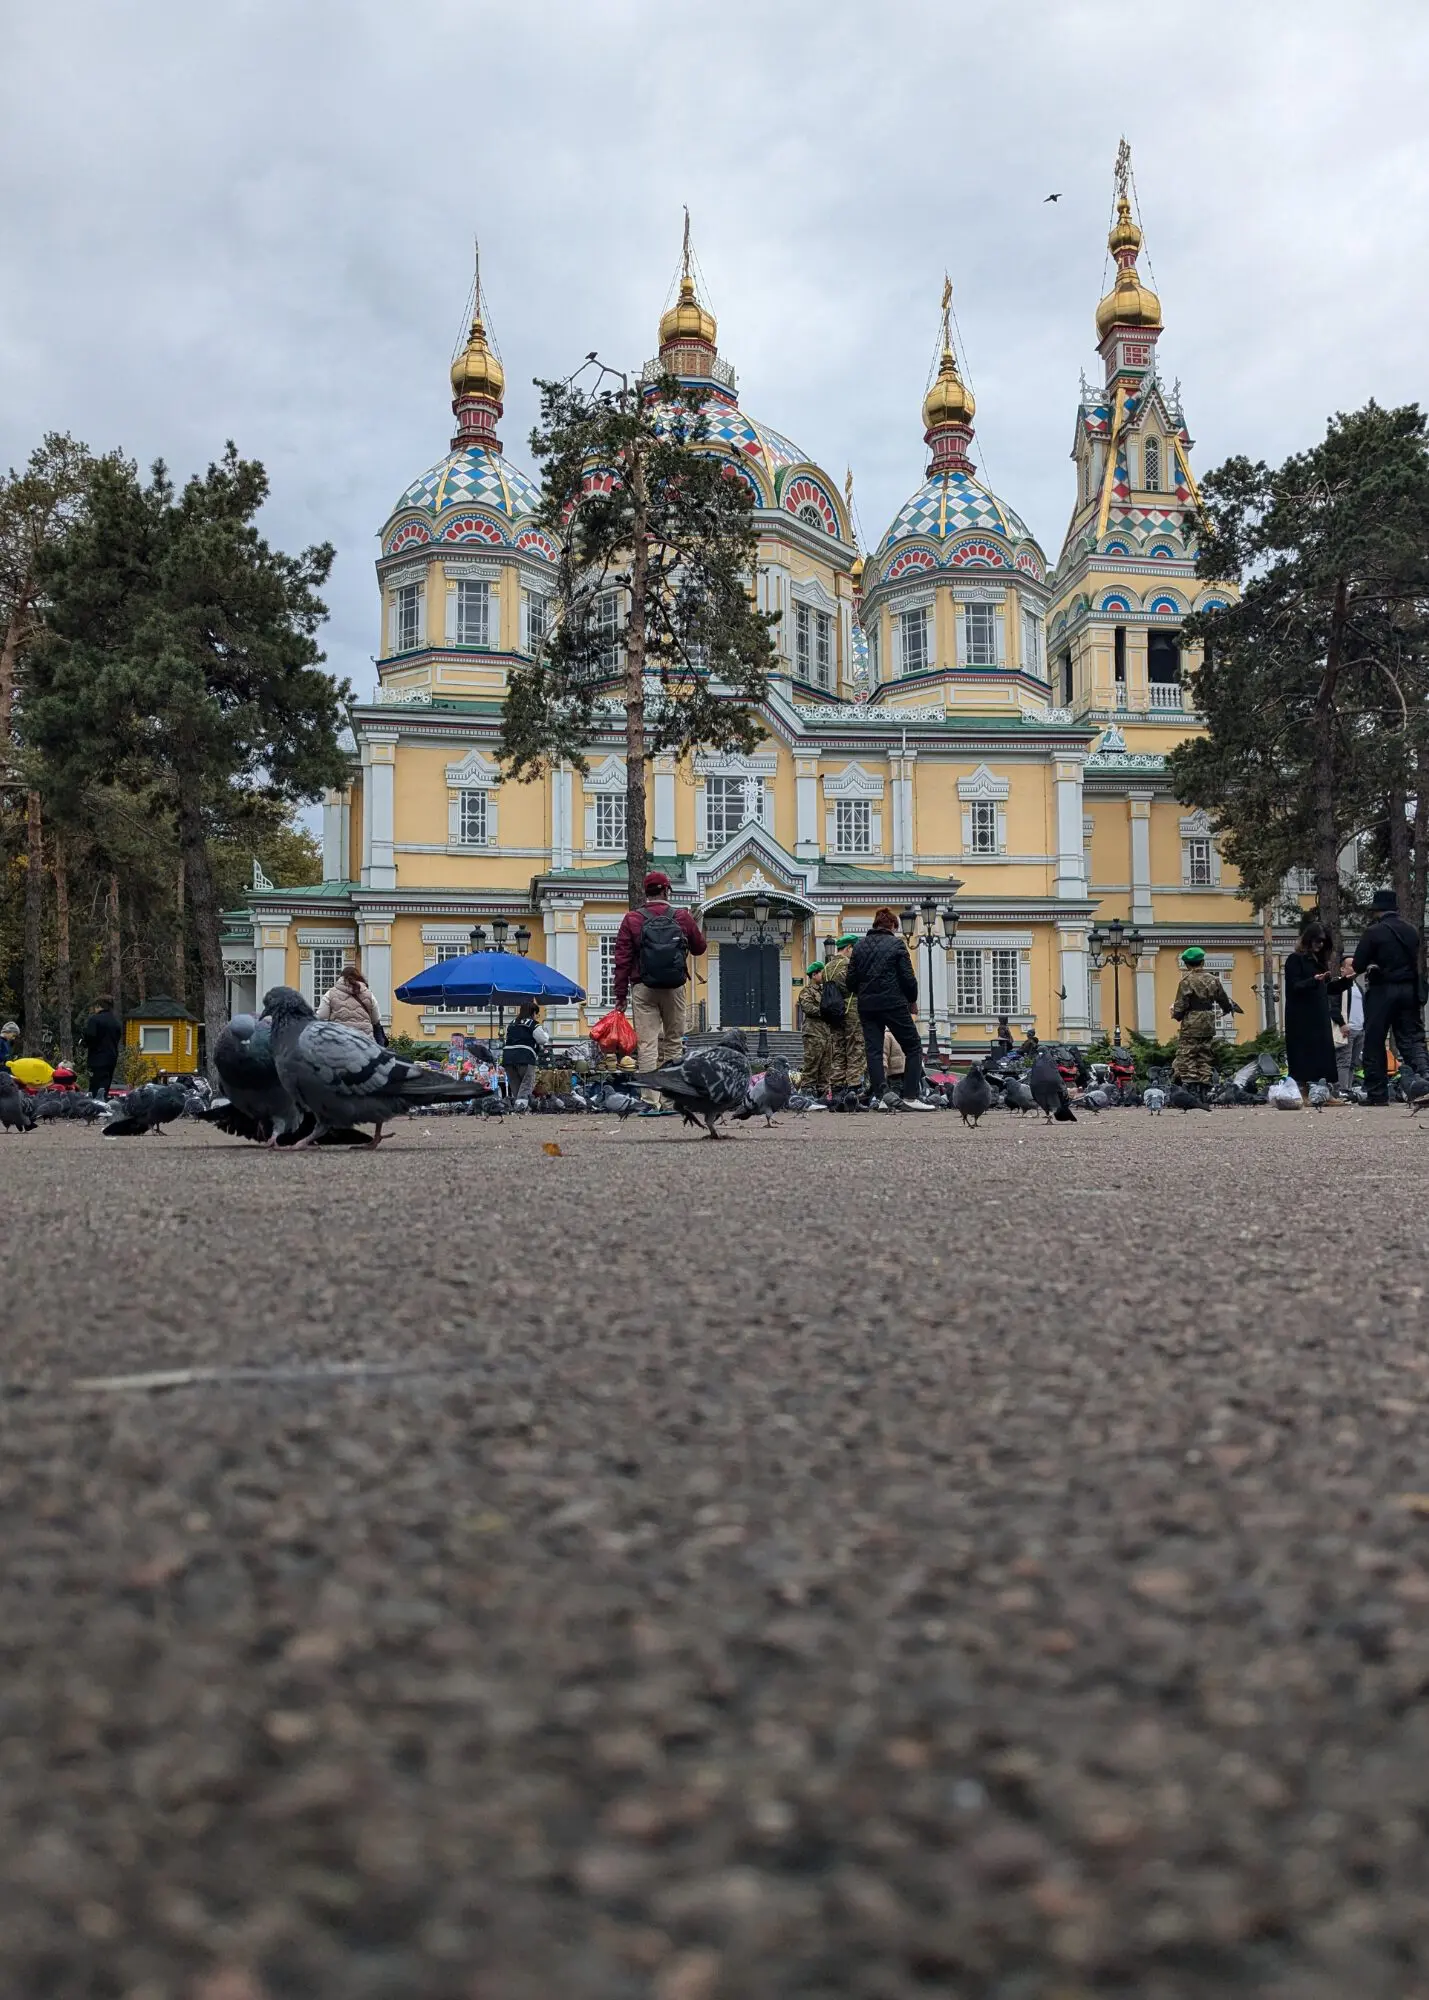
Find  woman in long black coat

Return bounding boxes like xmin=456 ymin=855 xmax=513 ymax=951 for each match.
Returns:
xmin=1284 ymin=920 xmax=1348 ymax=1087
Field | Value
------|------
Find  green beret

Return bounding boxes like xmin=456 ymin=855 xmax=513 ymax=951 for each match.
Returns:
xmin=806 ymin=961 xmax=825 ymax=976
xmin=1181 ymin=946 xmax=1205 ymax=966
xmin=836 ymin=933 xmax=859 ymax=948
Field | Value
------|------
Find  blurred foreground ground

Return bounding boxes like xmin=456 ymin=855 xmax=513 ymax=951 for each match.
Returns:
xmin=2 ymin=1110 xmax=1428 ymax=2000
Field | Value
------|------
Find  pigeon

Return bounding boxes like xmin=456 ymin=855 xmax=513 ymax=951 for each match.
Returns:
xmin=600 ymin=1087 xmax=644 ymax=1121
xmin=102 ymin=1081 xmax=189 ymax=1136
xmin=1143 ymin=1086 xmax=1166 ymax=1115
xmin=1307 ymin=1080 xmax=1333 ymax=1109
xmin=177 ymin=1074 xmax=213 ymax=1116
xmin=1403 ymin=1071 xmax=1429 ymax=1115
xmin=1074 ymin=1086 xmax=1113 ymax=1114
xmin=33 ymin=1089 xmax=105 ymax=1122
xmin=732 ymin=1054 xmax=792 ymax=1128
xmin=951 ymin=1064 xmax=994 ymax=1128
xmin=628 ymin=1031 xmax=752 ymax=1140
xmin=261 ymin=986 xmax=487 ymax=1142
xmin=1167 ymin=1082 xmax=1212 ymax=1113
xmin=0 ymin=1074 xmax=36 ymax=1132
xmin=1029 ymin=1051 xmax=1076 ymax=1123
xmin=1044 ymin=192 xmax=1062 ymax=202
xmin=1002 ymin=1076 xmax=1036 ymax=1115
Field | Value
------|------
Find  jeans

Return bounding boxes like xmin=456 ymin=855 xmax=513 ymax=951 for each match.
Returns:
xmin=509 ymin=1064 xmax=536 ymax=1104
xmin=859 ymin=1005 xmax=923 ymax=1099
xmin=1336 ymin=1030 xmax=1364 ymax=1094
xmin=1362 ymin=981 xmax=1427 ymax=1102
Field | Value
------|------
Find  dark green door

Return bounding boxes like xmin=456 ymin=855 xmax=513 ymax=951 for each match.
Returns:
xmin=719 ymin=942 xmax=779 ymax=1026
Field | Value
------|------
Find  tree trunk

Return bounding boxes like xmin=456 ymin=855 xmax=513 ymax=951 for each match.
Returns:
xmin=22 ymin=790 xmax=44 ymax=1054
xmin=175 ymin=782 xmax=226 ymax=1079
xmin=0 ymin=599 xmax=27 ymax=771
xmin=1387 ymin=783 xmax=1414 ymax=926
xmin=106 ymin=871 xmax=122 ymax=1013
xmin=1260 ymin=904 xmax=1277 ymax=1034
xmin=1310 ymin=578 xmax=1348 ymax=946
xmin=622 ymin=446 xmax=651 ymax=913
xmin=53 ymin=833 xmax=72 ymax=1060
xmin=1412 ymin=741 xmax=1429 ymax=983
xmin=173 ymin=856 xmax=187 ymax=1004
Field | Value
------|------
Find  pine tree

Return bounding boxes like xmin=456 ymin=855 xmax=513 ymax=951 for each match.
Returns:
xmin=500 ymin=373 xmax=778 ymax=909
xmin=23 ymin=446 xmax=351 ymax=1069
xmin=1171 ymin=403 xmax=1429 ymax=947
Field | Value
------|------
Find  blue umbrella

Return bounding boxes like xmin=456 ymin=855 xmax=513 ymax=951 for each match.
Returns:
xmin=395 ymin=951 xmax=585 ymax=1008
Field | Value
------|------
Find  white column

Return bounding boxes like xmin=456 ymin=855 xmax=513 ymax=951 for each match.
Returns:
xmin=653 ymin=755 xmax=677 ymax=855
xmin=1135 ymin=947 xmax=1159 ymax=1035
xmin=795 ymin=757 xmax=820 ymax=859
xmin=1054 ymin=755 xmax=1087 ymax=899
xmin=256 ymin=918 xmax=292 ymax=1005
xmin=367 ymin=735 xmax=397 ymax=891
xmin=322 ymin=790 xmax=346 ymax=882
xmin=1128 ymin=791 xmax=1154 ymax=926
xmin=930 ymin=938 xmax=950 ymax=1033
xmin=1057 ymin=922 xmax=1090 ymax=1035
xmin=360 ymin=914 xmax=394 ymax=1025
xmin=779 ymin=951 xmax=793 ymax=1030
xmin=892 ymin=753 xmax=915 ymax=872
xmin=359 ymin=744 xmax=373 ymax=888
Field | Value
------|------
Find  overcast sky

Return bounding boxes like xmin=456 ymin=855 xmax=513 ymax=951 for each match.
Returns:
xmin=4 ymin=0 xmax=1427 ymax=703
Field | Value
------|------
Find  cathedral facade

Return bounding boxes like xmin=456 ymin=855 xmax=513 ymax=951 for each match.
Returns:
xmin=225 ymin=174 xmax=1269 ymax=1051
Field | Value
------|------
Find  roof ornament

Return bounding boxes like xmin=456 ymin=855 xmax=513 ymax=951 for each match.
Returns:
xmin=252 ymin=859 xmax=275 ymax=890
xmin=922 ymin=275 xmax=976 ymax=472
xmin=449 ymin=239 xmax=506 ymax=452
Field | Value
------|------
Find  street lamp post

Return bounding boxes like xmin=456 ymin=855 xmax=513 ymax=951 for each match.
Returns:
xmin=903 ymin=899 xmax=960 ymax=1060
xmin=1086 ymin=915 xmax=1144 ymax=1048
xmin=730 ymin=892 xmax=795 ymax=1059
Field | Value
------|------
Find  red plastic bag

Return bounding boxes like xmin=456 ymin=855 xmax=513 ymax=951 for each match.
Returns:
xmin=590 ymin=1009 xmax=638 ymax=1057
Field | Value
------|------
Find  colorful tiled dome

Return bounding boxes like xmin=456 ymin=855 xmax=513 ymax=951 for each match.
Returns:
xmin=876 ymin=470 xmax=1032 ymax=553
xmin=390 ymin=445 xmax=541 ymax=526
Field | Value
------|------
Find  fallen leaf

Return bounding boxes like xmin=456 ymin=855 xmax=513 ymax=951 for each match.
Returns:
xmin=542 ymin=1142 xmax=563 ymax=1157
xmin=1394 ymin=1494 xmax=1429 ymax=1517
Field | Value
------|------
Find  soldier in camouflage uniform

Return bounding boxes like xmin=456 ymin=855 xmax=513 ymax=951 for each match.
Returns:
xmin=797 ymin=964 xmax=833 ymax=1097
xmin=1170 ymin=946 xmax=1240 ymax=1090
xmin=824 ymin=934 xmax=868 ymax=1106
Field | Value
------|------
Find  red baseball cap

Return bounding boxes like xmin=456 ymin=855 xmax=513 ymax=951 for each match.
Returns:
xmin=644 ymin=871 xmax=671 ymax=895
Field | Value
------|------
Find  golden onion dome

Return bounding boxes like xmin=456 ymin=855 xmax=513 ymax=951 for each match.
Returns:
xmin=1095 ymin=197 xmax=1162 ymax=338
xmin=850 ymin=554 xmax=865 ymax=589
xmin=659 ymin=273 xmax=717 ymax=350
xmin=451 ymin=312 xmax=505 ymax=404
xmin=922 ymin=345 xmax=975 ymax=432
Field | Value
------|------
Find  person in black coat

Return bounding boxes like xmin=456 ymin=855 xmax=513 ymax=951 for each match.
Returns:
xmin=846 ymin=909 xmax=931 ymax=1106
xmin=81 ymin=996 xmax=123 ymax=1099
xmin=1353 ymin=888 xmax=1428 ymax=1103
xmin=1283 ymin=920 xmax=1347 ymax=1089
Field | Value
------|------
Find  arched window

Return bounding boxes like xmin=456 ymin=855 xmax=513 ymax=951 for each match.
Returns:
xmin=1143 ymin=437 xmax=1161 ymax=492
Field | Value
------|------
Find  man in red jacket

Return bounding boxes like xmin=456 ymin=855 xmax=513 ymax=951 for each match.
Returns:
xmin=613 ymin=872 xmax=707 ymax=1085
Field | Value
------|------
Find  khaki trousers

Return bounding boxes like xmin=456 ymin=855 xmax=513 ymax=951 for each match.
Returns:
xmin=631 ymin=982 xmax=686 ymax=1088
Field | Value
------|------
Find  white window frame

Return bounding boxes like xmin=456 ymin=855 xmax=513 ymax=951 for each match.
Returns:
xmin=394 ymin=582 xmax=422 ymax=653
xmin=592 ymin=792 xmax=627 ymax=852
xmin=429 ymin=941 xmax=470 ymax=1014
xmin=899 ymin=606 xmax=928 ymax=676
xmin=866 ymin=619 xmax=880 ymax=686
xmin=593 ymin=590 xmax=623 ymax=673
xmin=457 ymin=789 xmax=491 ymax=848
xmin=455 ymin=578 xmax=491 ymax=648
xmin=1143 ymin=436 xmax=1161 ymax=492
xmin=311 ymin=945 xmax=347 ymax=996
xmin=954 ymin=951 xmax=984 ymax=1013
xmin=595 ymin=937 xmax=618 ymax=1010
xmin=522 ymin=588 xmax=548 ymax=655
xmin=1020 ymin=608 xmax=1043 ymax=675
xmin=961 ymin=600 xmax=1000 ymax=667
xmin=833 ymin=798 xmax=873 ymax=855
xmin=988 ymin=950 xmax=1019 ymax=1016
xmin=814 ymin=608 xmax=833 ymax=690
xmin=795 ymin=601 xmax=812 ymax=681
xmin=705 ymin=774 xmax=762 ymax=847
xmin=968 ymin=799 xmax=998 ymax=855
xmin=1184 ymin=836 xmax=1214 ymax=887
xmin=139 ymin=1024 xmax=173 ymax=1055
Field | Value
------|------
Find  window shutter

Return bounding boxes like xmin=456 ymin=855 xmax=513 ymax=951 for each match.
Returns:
xmin=869 ymin=809 xmax=883 ymax=853
xmin=961 ymin=806 xmax=972 ymax=851
xmin=955 ymin=609 xmax=967 ymax=666
xmin=445 ymin=583 xmax=458 ymax=644
xmin=996 ymin=807 xmax=1008 ymax=853
xmin=1181 ymin=842 xmax=1191 ymax=887
xmin=824 ymin=807 xmax=837 ymax=852
xmin=388 ymin=595 xmax=399 ymax=654
xmin=584 ymin=802 xmax=596 ymax=849
xmin=587 ymin=946 xmax=603 ymax=1002
xmin=760 ymin=785 xmax=775 ymax=833
xmin=891 ymin=619 xmax=902 ymax=678
xmin=486 ymin=794 xmax=499 ymax=846
xmin=448 ymin=791 xmax=460 ymax=845
xmin=994 ymin=614 xmax=1005 ymax=664
xmin=1019 ymin=956 xmax=1031 ymax=1012
xmin=695 ymin=785 xmax=708 ymax=853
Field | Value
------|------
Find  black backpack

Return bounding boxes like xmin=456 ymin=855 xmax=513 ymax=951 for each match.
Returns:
xmin=638 ymin=909 xmax=689 ymax=989
xmin=819 ymin=980 xmax=847 ymax=1026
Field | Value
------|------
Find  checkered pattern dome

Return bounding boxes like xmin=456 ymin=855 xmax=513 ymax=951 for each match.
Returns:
xmin=651 ymin=396 xmax=823 ymax=510
xmin=389 ymin=446 xmax=542 ymax=526
xmin=875 ymin=470 xmax=1032 ymax=555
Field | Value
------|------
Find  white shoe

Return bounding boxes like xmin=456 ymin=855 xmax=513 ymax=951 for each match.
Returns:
xmin=902 ymin=1097 xmax=935 ymax=1111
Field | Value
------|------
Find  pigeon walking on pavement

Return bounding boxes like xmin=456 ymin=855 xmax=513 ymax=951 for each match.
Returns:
xmin=0 ymin=1074 xmax=35 ymax=1132
xmin=205 ymin=1015 xmax=370 ymax=1147
xmin=1029 ymin=1051 xmax=1076 ymax=1123
xmin=1167 ymin=1081 xmax=1212 ymax=1113
xmin=629 ymin=1032 xmax=752 ymax=1140
xmin=1143 ymin=1086 xmax=1166 ymax=1115
xmin=732 ymin=1054 xmax=792 ymax=1128
xmin=1402 ymin=1071 xmax=1429 ymax=1115
xmin=1002 ymin=1075 xmax=1036 ymax=1116
xmin=262 ymin=986 xmax=487 ymax=1142
xmin=101 ymin=1081 xmax=189 ymax=1136
xmin=951 ymin=1063 xmax=994 ymax=1128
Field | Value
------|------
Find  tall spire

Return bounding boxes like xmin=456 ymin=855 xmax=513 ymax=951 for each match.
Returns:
xmin=658 ymin=207 xmax=718 ymax=361
xmin=1095 ymin=142 xmax=1162 ymax=381
xmin=922 ymin=275 xmax=976 ymax=475
xmin=450 ymin=241 xmax=506 ymax=453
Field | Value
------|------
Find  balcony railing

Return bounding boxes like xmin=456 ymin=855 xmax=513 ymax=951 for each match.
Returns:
xmin=1148 ymin=682 xmax=1184 ymax=710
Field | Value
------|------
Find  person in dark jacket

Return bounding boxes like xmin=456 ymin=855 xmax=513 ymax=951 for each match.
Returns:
xmin=846 ymin=909 xmax=932 ymax=1107
xmin=612 ymin=872 xmax=707 ymax=1086
xmin=1353 ymin=888 xmax=1428 ymax=1103
xmin=81 ymin=996 xmax=123 ymax=1099
xmin=501 ymin=1001 xmax=550 ymax=1106
xmin=1283 ymin=920 xmax=1347 ymax=1089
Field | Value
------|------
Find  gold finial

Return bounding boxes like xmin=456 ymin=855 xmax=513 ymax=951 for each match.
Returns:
xmin=659 ymin=209 xmax=717 ymax=350
xmin=1096 ymin=145 xmax=1162 ymax=339
xmin=924 ymin=277 xmax=974 ymax=433
xmin=450 ymin=241 xmax=505 ymax=410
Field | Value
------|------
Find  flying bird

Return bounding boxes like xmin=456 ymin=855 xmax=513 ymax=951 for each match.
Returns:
xmin=262 ymin=987 xmax=488 ymax=1142
xmin=629 ymin=1032 xmax=752 ymax=1140
xmin=952 ymin=1064 xmax=994 ymax=1128
xmin=1044 ymin=193 xmax=1062 ymax=203
xmin=1029 ymin=1051 xmax=1076 ymax=1123
xmin=732 ymin=1055 xmax=792 ymax=1128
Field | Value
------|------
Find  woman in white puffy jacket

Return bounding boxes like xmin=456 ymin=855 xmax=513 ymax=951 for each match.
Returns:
xmin=316 ymin=962 xmax=382 ymax=1035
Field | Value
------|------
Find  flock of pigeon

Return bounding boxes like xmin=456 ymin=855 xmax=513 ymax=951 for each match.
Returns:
xmin=2 ymin=998 xmax=1415 ymax=1147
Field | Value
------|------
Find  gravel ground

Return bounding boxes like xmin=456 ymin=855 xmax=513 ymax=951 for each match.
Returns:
xmin=2 ymin=1108 xmax=1429 ymax=2000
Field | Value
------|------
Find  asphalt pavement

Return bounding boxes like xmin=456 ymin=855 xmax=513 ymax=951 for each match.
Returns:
xmin=2 ymin=1108 xmax=1428 ymax=2000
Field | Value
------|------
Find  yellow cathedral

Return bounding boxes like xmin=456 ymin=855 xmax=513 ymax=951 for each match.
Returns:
xmin=224 ymin=169 xmax=1269 ymax=1053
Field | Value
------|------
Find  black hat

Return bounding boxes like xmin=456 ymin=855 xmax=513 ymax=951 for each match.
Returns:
xmin=1371 ymin=888 xmax=1399 ymax=912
